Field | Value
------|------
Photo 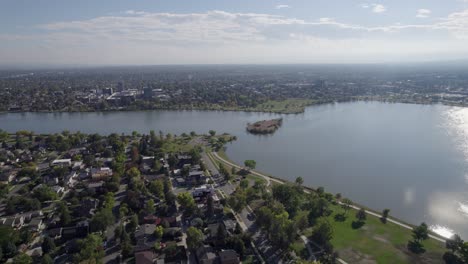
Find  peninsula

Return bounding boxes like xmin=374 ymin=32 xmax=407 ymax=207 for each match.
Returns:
xmin=246 ymin=118 xmax=283 ymax=134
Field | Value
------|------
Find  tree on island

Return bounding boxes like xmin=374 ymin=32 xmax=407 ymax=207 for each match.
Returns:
xmin=244 ymin=160 xmax=256 ymax=170
xmin=209 ymin=130 xmax=216 ymax=137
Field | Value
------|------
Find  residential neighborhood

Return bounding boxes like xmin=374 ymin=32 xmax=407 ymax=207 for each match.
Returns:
xmin=0 ymin=130 xmax=256 ymax=264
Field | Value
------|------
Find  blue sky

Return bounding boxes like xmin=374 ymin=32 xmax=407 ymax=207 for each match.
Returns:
xmin=1 ymin=0 xmax=468 ymax=65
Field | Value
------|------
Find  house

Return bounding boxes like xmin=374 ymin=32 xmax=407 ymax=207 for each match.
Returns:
xmin=62 ymin=220 xmax=89 ymax=239
xmin=72 ymin=161 xmax=84 ymax=171
xmin=0 ymin=168 xmax=18 ymax=184
xmin=135 ymin=224 xmax=157 ymax=245
xmin=1 ymin=216 xmax=25 ymax=229
xmin=135 ymin=250 xmax=156 ymax=264
xmin=140 ymin=156 xmax=155 ymax=173
xmin=223 ymin=219 xmax=237 ymax=234
xmin=64 ymin=171 xmax=78 ymax=188
xmin=87 ymin=181 xmax=104 ymax=192
xmin=219 ymin=250 xmax=240 ymax=264
xmin=175 ymin=177 xmax=186 ymax=186
xmin=51 ymin=159 xmax=72 ymax=167
xmin=28 ymin=217 xmax=44 ymax=232
xmin=44 ymin=176 xmax=59 ymax=186
xmin=196 ymin=245 xmax=218 ymax=264
xmin=37 ymin=162 xmax=50 ymax=172
xmin=52 ymin=185 xmax=65 ymax=195
xmin=192 ymin=185 xmax=215 ymax=198
xmin=78 ymin=198 xmax=98 ymax=217
xmin=90 ymin=167 xmax=113 ymax=181
xmin=46 ymin=227 xmax=63 ymax=240
xmin=187 ymin=170 xmax=206 ymax=185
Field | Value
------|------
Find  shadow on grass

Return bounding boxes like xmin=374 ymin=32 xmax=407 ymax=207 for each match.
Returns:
xmin=407 ymin=240 xmax=426 ymax=254
xmin=334 ymin=213 xmax=347 ymax=222
xmin=351 ymin=220 xmax=365 ymax=229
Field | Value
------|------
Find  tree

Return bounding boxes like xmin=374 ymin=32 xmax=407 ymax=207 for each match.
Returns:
xmin=239 ymin=179 xmax=249 ymax=189
xmin=341 ymin=198 xmax=352 ymax=215
xmin=355 ymin=208 xmax=367 ymax=222
xmin=41 ymin=254 xmax=54 ymax=264
xmin=228 ymin=191 xmax=247 ymax=213
xmin=295 ymin=176 xmax=304 ymax=186
xmin=206 ymin=195 xmax=214 ymax=218
xmin=127 ymin=167 xmax=141 ymax=178
xmin=90 ymin=208 xmax=115 ymax=232
xmin=104 ymin=192 xmax=115 ymax=210
xmin=446 ymin=234 xmax=464 ymax=253
xmin=74 ymin=234 xmax=104 ymax=263
xmin=186 ymin=227 xmax=203 ymax=250
xmin=408 ymin=222 xmax=429 ymax=254
xmin=382 ymin=208 xmax=390 ymax=222
xmin=294 ymin=210 xmax=309 ymax=231
xmin=13 ymin=253 xmax=32 ymax=264
xmin=177 ymin=192 xmax=196 ymax=214
xmin=412 ymin=222 xmax=429 ymax=242
xmin=58 ymin=202 xmax=71 ymax=226
xmin=145 ymin=199 xmax=156 ymax=215
xmin=127 ymin=214 xmax=139 ymax=233
xmin=311 ymin=217 xmax=333 ymax=247
xmin=244 ymin=160 xmax=256 ymax=170
xmin=216 ymin=224 xmax=227 ymax=245
xmin=119 ymin=203 xmax=129 ymax=219
xmin=154 ymin=225 xmax=164 ymax=240
xmin=114 ymin=225 xmax=123 ymax=241
xmin=226 ymin=235 xmax=245 ymax=257
xmin=32 ymin=185 xmax=58 ymax=202
xmin=41 ymin=236 xmax=56 ymax=254
xmin=231 ymin=167 xmax=237 ymax=175
xmin=209 ymin=130 xmax=216 ymax=137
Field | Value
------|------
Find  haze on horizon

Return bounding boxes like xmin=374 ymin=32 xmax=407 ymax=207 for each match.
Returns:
xmin=2 ymin=0 xmax=468 ymax=66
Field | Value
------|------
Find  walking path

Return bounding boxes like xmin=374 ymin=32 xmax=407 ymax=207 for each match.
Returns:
xmin=210 ymin=151 xmax=447 ymax=255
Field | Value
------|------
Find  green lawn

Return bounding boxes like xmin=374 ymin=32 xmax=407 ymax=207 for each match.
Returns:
xmin=160 ymin=138 xmax=194 ymax=153
xmin=314 ymin=205 xmax=446 ymax=264
xmin=251 ymin=99 xmax=313 ymax=114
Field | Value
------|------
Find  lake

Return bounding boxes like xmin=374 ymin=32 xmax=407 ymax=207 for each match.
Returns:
xmin=1 ymin=102 xmax=468 ymax=238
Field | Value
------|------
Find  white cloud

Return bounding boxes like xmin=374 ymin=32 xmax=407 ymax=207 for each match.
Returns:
xmin=275 ymin=4 xmax=290 ymax=9
xmin=372 ymin=4 xmax=387 ymax=13
xmin=416 ymin=9 xmax=431 ymax=18
xmin=360 ymin=3 xmax=387 ymax=13
xmin=360 ymin=3 xmax=370 ymax=9
xmin=3 ymin=9 xmax=468 ymax=64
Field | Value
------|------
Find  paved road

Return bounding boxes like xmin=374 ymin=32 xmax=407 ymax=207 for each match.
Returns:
xmin=201 ymin=151 xmax=267 ymax=263
xmin=212 ymin=152 xmax=274 ymax=187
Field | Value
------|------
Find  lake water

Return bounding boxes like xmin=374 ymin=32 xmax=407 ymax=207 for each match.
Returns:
xmin=1 ymin=102 xmax=468 ymax=239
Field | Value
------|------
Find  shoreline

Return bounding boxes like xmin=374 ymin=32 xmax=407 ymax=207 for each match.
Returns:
xmin=2 ymin=98 xmax=466 ymax=115
xmin=213 ymin=149 xmax=448 ymax=243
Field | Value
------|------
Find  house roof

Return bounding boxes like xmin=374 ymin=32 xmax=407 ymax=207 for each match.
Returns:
xmin=135 ymin=250 xmax=155 ymax=264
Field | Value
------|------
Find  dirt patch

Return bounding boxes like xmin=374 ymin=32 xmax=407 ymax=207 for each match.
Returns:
xmin=398 ymin=245 xmax=444 ymax=264
xmin=373 ymin=235 xmax=389 ymax=244
xmin=339 ymin=248 xmax=377 ymax=264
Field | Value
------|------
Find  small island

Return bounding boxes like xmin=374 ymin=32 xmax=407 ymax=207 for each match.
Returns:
xmin=246 ymin=118 xmax=283 ymax=134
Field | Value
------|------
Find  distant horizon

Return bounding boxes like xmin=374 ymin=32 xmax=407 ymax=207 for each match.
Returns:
xmin=2 ymin=1 xmax=468 ymax=65
xmin=2 ymin=59 xmax=468 ymax=71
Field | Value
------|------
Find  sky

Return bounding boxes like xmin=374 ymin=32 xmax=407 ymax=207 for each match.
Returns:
xmin=1 ymin=0 xmax=468 ymax=66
